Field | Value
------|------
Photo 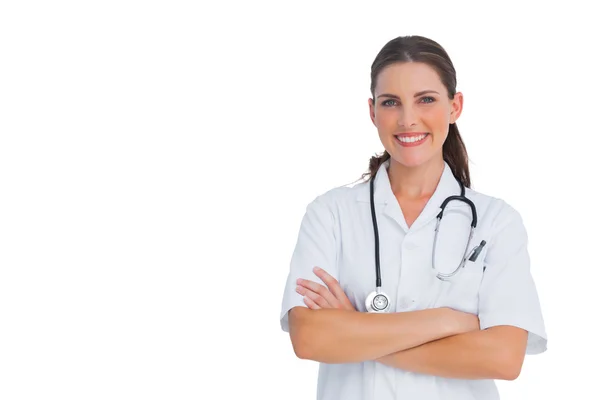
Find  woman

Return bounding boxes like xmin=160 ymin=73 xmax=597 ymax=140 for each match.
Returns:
xmin=279 ymin=35 xmax=547 ymax=400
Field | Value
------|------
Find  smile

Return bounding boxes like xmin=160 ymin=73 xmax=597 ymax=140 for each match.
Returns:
xmin=395 ymin=133 xmax=429 ymax=147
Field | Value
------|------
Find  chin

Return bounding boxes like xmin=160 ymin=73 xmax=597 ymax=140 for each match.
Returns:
xmin=390 ymin=152 xmax=434 ymax=169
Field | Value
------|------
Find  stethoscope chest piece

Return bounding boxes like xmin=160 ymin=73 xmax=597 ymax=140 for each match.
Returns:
xmin=366 ymin=288 xmax=391 ymax=313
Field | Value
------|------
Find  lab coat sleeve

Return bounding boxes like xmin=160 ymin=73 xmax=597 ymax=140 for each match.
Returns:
xmin=279 ymin=193 xmax=339 ymax=333
xmin=478 ymin=201 xmax=548 ymax=355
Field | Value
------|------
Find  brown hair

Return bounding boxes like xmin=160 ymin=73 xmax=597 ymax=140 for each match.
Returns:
xmin=360 ymin=35 xmax=471 ymax=188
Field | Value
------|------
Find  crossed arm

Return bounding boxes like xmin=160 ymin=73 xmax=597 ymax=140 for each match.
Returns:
xmin=288 ymin=268 xmax=528 ymax=381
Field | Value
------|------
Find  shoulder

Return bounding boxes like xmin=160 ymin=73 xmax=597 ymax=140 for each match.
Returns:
xmin=464 ymin=186 xmax=527 ymax=239
xmin=307 ymin=178 xmax=366 ymax=210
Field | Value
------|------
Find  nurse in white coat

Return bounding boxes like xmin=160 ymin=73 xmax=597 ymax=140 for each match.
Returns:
xmin=279 ymin=35 xmax=547 ymax=400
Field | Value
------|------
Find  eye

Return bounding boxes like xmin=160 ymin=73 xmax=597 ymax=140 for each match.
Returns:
xmin=381 ymin=99 xmax=397 ymax=107
xmin=420 ymin=96 xmax=436 ymax=104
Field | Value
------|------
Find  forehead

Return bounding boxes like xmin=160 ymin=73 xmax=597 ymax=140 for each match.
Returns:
xmin=375 ymin=62 xmax=445 ymax=96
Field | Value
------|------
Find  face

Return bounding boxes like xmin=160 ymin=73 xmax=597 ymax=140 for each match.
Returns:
xmin=368 ymin=62 xmax=463 ymax=168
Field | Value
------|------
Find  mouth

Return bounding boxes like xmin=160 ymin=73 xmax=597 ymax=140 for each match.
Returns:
xmin=394 ymin=133 xmax=429 ymax=147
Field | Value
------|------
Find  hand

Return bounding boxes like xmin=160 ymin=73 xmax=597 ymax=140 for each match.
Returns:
xmin=443 ymin=307 xmax=481 ymax=335
xmin=296 ymin=267 xmax=356 ymax=311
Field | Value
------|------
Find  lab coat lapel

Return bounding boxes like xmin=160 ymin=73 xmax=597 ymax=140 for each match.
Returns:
xmin=409 ymin=161 xmax=464 ymax=232
xmin=372 ymin=159 xmax=410 ymax=232
xmin=355 ymin=159 xmax=468 ymax=233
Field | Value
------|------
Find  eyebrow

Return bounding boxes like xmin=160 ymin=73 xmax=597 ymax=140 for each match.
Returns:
xmin=377 ymin=90 xmax=440 ymax=99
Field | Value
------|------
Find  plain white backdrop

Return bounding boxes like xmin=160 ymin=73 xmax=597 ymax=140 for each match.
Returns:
xmin=1 ymin=1 xmax=598 ymax=399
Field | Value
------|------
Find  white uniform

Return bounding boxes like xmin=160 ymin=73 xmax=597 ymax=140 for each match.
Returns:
xmin=280 ymin=159 xmax=547 ymax=400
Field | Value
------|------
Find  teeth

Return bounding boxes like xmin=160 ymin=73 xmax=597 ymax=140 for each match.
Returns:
xmin=397 ymin=134 xmax=427 ymax=143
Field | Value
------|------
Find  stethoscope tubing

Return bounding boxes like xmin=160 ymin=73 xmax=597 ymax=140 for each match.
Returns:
xmin=367 ymin=169 xmax=482 ymax=312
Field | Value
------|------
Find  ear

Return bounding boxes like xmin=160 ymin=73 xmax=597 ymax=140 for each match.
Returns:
xmin=450 ymin=92 xmax=464 ymax=124
xmin=368 ymin=98 xmax=376 ymax=125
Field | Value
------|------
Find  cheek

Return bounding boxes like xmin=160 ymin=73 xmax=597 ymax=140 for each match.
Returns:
xmin=374 ymin=109 xmax=398 ymax=128
xmin=426 ymin=107 xmax=451 ymax=129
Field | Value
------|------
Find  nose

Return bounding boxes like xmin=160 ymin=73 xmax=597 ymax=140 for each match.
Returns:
xmin=397 ymin=105 xmax=418 ymax=128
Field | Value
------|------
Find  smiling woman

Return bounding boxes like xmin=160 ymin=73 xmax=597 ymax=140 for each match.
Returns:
xmin=279 ymin=35 xmax=547 ymax=400
xmin=364 ymin=48 xmax=467 ymax=188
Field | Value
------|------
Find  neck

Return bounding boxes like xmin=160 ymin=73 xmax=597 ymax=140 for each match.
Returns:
xmin=387 ymin=157 xmax=445 ymax=200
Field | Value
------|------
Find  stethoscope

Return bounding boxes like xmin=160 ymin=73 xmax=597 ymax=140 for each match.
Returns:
xmin=365 ymin=174 xmax=487 ymax=313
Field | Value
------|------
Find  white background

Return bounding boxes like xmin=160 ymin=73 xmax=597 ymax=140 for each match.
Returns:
xmin=1 ymin=1 xmax=598 ymax=399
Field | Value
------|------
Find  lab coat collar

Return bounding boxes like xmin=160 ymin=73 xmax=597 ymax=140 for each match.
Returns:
xmin=356 ymin=158 xmax=465 ymax=232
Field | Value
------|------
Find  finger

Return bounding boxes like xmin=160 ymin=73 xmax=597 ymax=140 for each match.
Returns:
xmin=313 ymin=267 xmax=343 ymax=296
xmin=303 ymin=295 xmax=321 ymax=310
xmin=296 ymin=285 xmax=331 ymax=308
xmin=297 ymin=279 xmax=339 ymax=307
xmin=304 ymin=288 xmax=332 ymax=308
xmin=307 ymin=270 xmax=351 ymax=310
xmin=313 ymin=267 xmax=355 ymax=309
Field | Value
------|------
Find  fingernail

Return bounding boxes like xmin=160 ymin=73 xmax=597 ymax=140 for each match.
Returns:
xmin=296 ymin=278 xmax=302 ymax=284
xmin=314 ymin=266 xmax=321 ymax=272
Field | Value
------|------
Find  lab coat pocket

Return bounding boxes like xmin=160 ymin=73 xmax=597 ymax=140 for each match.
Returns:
xmin=432 ymin=256 xmax=485 ymax=314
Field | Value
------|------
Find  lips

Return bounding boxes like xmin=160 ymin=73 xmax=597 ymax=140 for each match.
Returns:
xmin=394 ymin=132 xmax=429 ymax=147
xmin=394 ymin=132 xmax=428 ymax=138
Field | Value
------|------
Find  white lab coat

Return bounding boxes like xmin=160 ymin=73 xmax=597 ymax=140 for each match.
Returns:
xmin=279 ymin=159 xmax=547 ymax=400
